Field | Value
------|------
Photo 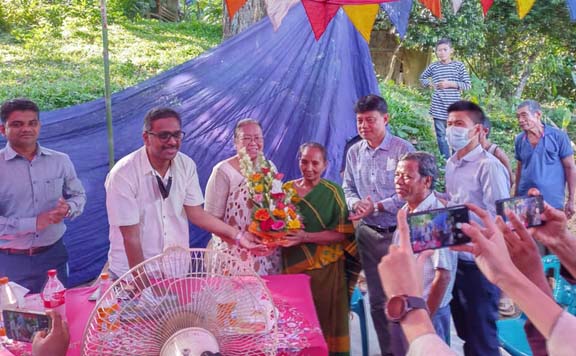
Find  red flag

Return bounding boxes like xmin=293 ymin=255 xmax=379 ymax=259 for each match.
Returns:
xmin=480 ymin=0 xmax=494 ymax=16
xmin=419 ymin=0 xmax=441 ymax=18
xmin=302 ymin=0 xmax=342 ymax=40
xmin=225 ymin=0 xmax=248 ymax=20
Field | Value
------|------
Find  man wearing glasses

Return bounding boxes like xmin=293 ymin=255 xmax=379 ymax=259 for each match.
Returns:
xmin=105 ymin=107 xmax=268 ymax=279
xmin=0 ymin=98 xmax=86 ymax=293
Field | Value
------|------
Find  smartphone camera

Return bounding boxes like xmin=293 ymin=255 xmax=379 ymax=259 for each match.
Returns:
xmin=496 ymin=195 xmax=544 ymax=228
xmin=2 ymin=308 xmax=51 ymax=343
xmin=407 ymin=205 xmax=470 ymax=253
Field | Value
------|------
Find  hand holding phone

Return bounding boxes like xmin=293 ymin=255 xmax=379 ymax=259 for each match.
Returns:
xmin=2 ymin=308 xmax=51 ymax=343
xmin=407 ymin=205 xmax=470 ymax=253
xmin=496 ymin=195 xmax=544 ymax=228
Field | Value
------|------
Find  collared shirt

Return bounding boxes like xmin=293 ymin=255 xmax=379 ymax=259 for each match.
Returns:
xmin=0 ymin=143 xmax=86 ymax=249
xmin=343 ymin=132 xmax=415 ymax=227
xmin=395 ymin=193 xmax=457 ymax=309
xmin=446 ymin=144 xmax=510 ymax=260
xmin=105 ymin=146 xmax=204 ymax=277
xmin=515 ymin=124 xmax=573 ymax=209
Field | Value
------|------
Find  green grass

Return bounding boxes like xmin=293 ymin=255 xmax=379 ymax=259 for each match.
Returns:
xmin=0 ymin=18 xmax=221 ymax=111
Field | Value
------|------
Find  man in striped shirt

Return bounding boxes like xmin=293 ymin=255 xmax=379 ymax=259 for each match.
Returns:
xmin=420 ymin=38 xmax=471 ymax=159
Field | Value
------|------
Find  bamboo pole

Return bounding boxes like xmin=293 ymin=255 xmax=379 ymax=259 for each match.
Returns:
xmin=100 ymin=0 xmax=115 ymax=169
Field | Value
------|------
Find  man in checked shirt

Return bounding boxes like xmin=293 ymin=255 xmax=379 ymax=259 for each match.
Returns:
xmin=343 ymin=94 xmax=414 ymax=355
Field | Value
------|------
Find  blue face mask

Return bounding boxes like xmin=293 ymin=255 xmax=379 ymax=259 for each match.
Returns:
xmin=446 ymin=126 xmax=471 ymax=151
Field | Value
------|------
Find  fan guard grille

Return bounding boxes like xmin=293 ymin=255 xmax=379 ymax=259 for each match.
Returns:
xmin=82 ymin=248 xmax=278 ymax=355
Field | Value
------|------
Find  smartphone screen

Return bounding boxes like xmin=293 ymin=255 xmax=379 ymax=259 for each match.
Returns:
xmin=2 ymin=309 xmax=51 ymax=343
xmin=408 ymin=205 xmax=470 ymax=253
xmin=496 ymin=195 xmax=544 ymax=228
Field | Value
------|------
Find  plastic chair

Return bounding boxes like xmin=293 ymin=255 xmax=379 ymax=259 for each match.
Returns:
xmin=350 ymin=286 xmax=368 ymax=356
xmin=497 ymin=255 xmax=576 ymax=355
xmin=496 ymin=313 xmax=532 ymax=356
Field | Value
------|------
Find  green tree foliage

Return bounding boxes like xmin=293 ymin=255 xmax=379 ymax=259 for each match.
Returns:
xmin=377 ymin=0 xmax=576 ymax=103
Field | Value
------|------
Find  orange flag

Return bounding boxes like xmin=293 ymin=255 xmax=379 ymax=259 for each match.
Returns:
xmin=225 ymin=0 xmax=248 ymax=20
xmin=517 ymin=0 xmax=536 ymax=18
xmin=419 ymin=0 xmax=441 ymax=18
xmin=343 ymin=4 xmax=380 ymax=42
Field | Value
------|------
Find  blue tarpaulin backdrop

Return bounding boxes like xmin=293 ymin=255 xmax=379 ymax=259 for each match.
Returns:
xmin=1 ymin=3 xmax=379 ymax=286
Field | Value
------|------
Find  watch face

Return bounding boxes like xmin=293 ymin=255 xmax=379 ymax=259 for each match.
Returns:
xmin=385 ymin=295 xmax=406 ymax=320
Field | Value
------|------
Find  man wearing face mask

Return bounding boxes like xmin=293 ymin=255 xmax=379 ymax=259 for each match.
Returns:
xmin=444 ymin=101 xmax=510 ymax=356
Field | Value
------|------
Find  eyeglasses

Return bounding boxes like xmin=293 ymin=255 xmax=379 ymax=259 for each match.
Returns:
xmin=239 ymin=136 xmax=263 ymax=144
xmin=147 ymin=131 xmax=185 ymax=142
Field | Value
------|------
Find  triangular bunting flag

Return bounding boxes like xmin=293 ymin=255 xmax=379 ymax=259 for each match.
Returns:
xmin=566 ymin=0 xmax=576 ymax=21
xmin=480 ymin=0 xmax=494 ymax=16
xmin=380 ymin=0 xmax=413 ymax=38
xmin=225 ymin=0 xmax=248 ymax=20
xmin=343 ymin=4 xmax=380 ymax=42
xmin=516 ymin=0 xmax=536 ymax=18
xmin=301 ymin=0 xmax=341 ymax=40
xmin=452 ymin=0 xmax=464 ymax=14
xmin=265 ymin=0 xmax=300 ymax=31
xmin=419 ymin=0 xmax=442 ymax=18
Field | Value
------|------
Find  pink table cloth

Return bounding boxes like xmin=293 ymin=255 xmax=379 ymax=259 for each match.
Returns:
xmin=2 ymin=274 xmax=327 ymax=356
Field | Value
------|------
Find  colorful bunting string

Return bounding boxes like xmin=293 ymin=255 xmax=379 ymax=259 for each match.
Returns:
xmin=380 ymin=0 xmax=413 ymax=38
xmin=343 ymin=4 xmax=380 ymax=42
xmin=225 ymin=0 xmax=248 ymax=20
xmin=480 ymin=0 xmax=494 ymax=16
xmin=265 ymin=0 xmax=300 ymax=31
xmin=451 ymin=0 xmax=464 ymax=14
xmin=419 ymin=0 xmax=442 ymax=18
xmin=566 ymin=0 xmax=576 ymax=21
xmin=516 ymin=0 xmax=536 ymax=18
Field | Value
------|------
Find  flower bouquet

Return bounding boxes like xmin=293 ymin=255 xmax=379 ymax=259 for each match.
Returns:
xmin=238 ymin=148 xmax=303 ymax=246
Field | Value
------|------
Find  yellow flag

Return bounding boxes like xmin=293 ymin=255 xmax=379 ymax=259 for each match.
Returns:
xmin=343 ymin=4 xmax=380 ymax=43
xmin=517 ymin=0 xmax=536 ymax=19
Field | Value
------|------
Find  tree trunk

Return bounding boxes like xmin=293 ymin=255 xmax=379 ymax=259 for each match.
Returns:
xmin=222 ymin=0 xmax=266 ymax=40
xmin=385 ymin=41 xmax=402 ymax=82
xmin=514 ymin=51 xmax=538 ymax=99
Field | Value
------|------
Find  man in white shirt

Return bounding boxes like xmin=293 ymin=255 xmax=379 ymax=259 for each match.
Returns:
xmin=444 ymin=101 xmax=510 ymax=356
xmin=392 ymin=152 xmax=457 ymax=353
xmin=105 ymin=108 xmax=266 ymax=278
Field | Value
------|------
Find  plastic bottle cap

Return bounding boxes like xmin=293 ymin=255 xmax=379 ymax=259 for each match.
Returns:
xmin=100 ymin=273 xmax=109 ymax=280
xmin=47 ymin=269 xmax=57 ymax=277
xmin=0 ymin=277 xmax=8 ymax=285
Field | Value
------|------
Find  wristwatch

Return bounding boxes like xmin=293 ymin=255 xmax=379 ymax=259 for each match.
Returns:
xmin=385 ymin=295 xmax=428 ymax=322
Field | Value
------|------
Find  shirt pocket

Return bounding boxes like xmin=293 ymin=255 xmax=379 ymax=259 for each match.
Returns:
xmin=42 ymin=177 xmax=64 ymax=204
xmin=543 ymin=139 xmax=560 ymax=165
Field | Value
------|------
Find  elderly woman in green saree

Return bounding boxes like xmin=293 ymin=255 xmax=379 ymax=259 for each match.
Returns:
xmin=282 ymin=142 xmax=359 ymax=356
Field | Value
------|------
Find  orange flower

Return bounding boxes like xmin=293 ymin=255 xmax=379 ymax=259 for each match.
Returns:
xmin=273 ymin=209 xmax=286 ymax=219
xmin=254 ymin=184 xmax=264 ymax=193
xmin=287 ymin=208 xmax=297 ymax=219
xmin=254 ymin=208 xmax=271 ymax=221
xmin=291 ymin=195 xmax=301 ymax=204
xmin=251 ymin=173 xmax=263 ymax=182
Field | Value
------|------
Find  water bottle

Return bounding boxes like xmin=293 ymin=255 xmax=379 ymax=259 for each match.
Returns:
xmin=0 ymin=277 xmax=18 ymax=345
xmin=95 ymin=273 xmax=112 ymax=301
xmin=96 ymin=273 xmax=120 ymax=333
xmin=41 ymin=269 xmax=67 ymax=321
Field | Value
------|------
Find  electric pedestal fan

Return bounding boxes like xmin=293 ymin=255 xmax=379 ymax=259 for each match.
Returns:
xmin=82 ymin=247 xmax=278 ymax=356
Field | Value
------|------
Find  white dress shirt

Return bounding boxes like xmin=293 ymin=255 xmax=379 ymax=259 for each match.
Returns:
xmin=105 ymin=147 xmax=204 ymax=277
xmin=445 ymin=145 xmax=510 ymax=260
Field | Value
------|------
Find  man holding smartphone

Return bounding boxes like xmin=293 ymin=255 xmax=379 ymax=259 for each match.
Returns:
xmin=444 ymin=101 xmax=510 ymax=355
xmin=343 ymin=94 xmax=414 ymax=355
xmin=392 ymin=152 xmax=457 ymax=353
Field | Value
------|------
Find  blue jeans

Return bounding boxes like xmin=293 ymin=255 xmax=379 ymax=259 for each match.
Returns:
xmin=450 ymin=259 xmax=501 ymax=356
xmin=355 ymin=222 xmax=396 ymax=355
xmin=434 ymin=118 xmax=450 ymax=159
xmin=0 ymin=238 xmax=68 ymax=293
xmin=432 ymin=304 xmax=452 ymax=345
